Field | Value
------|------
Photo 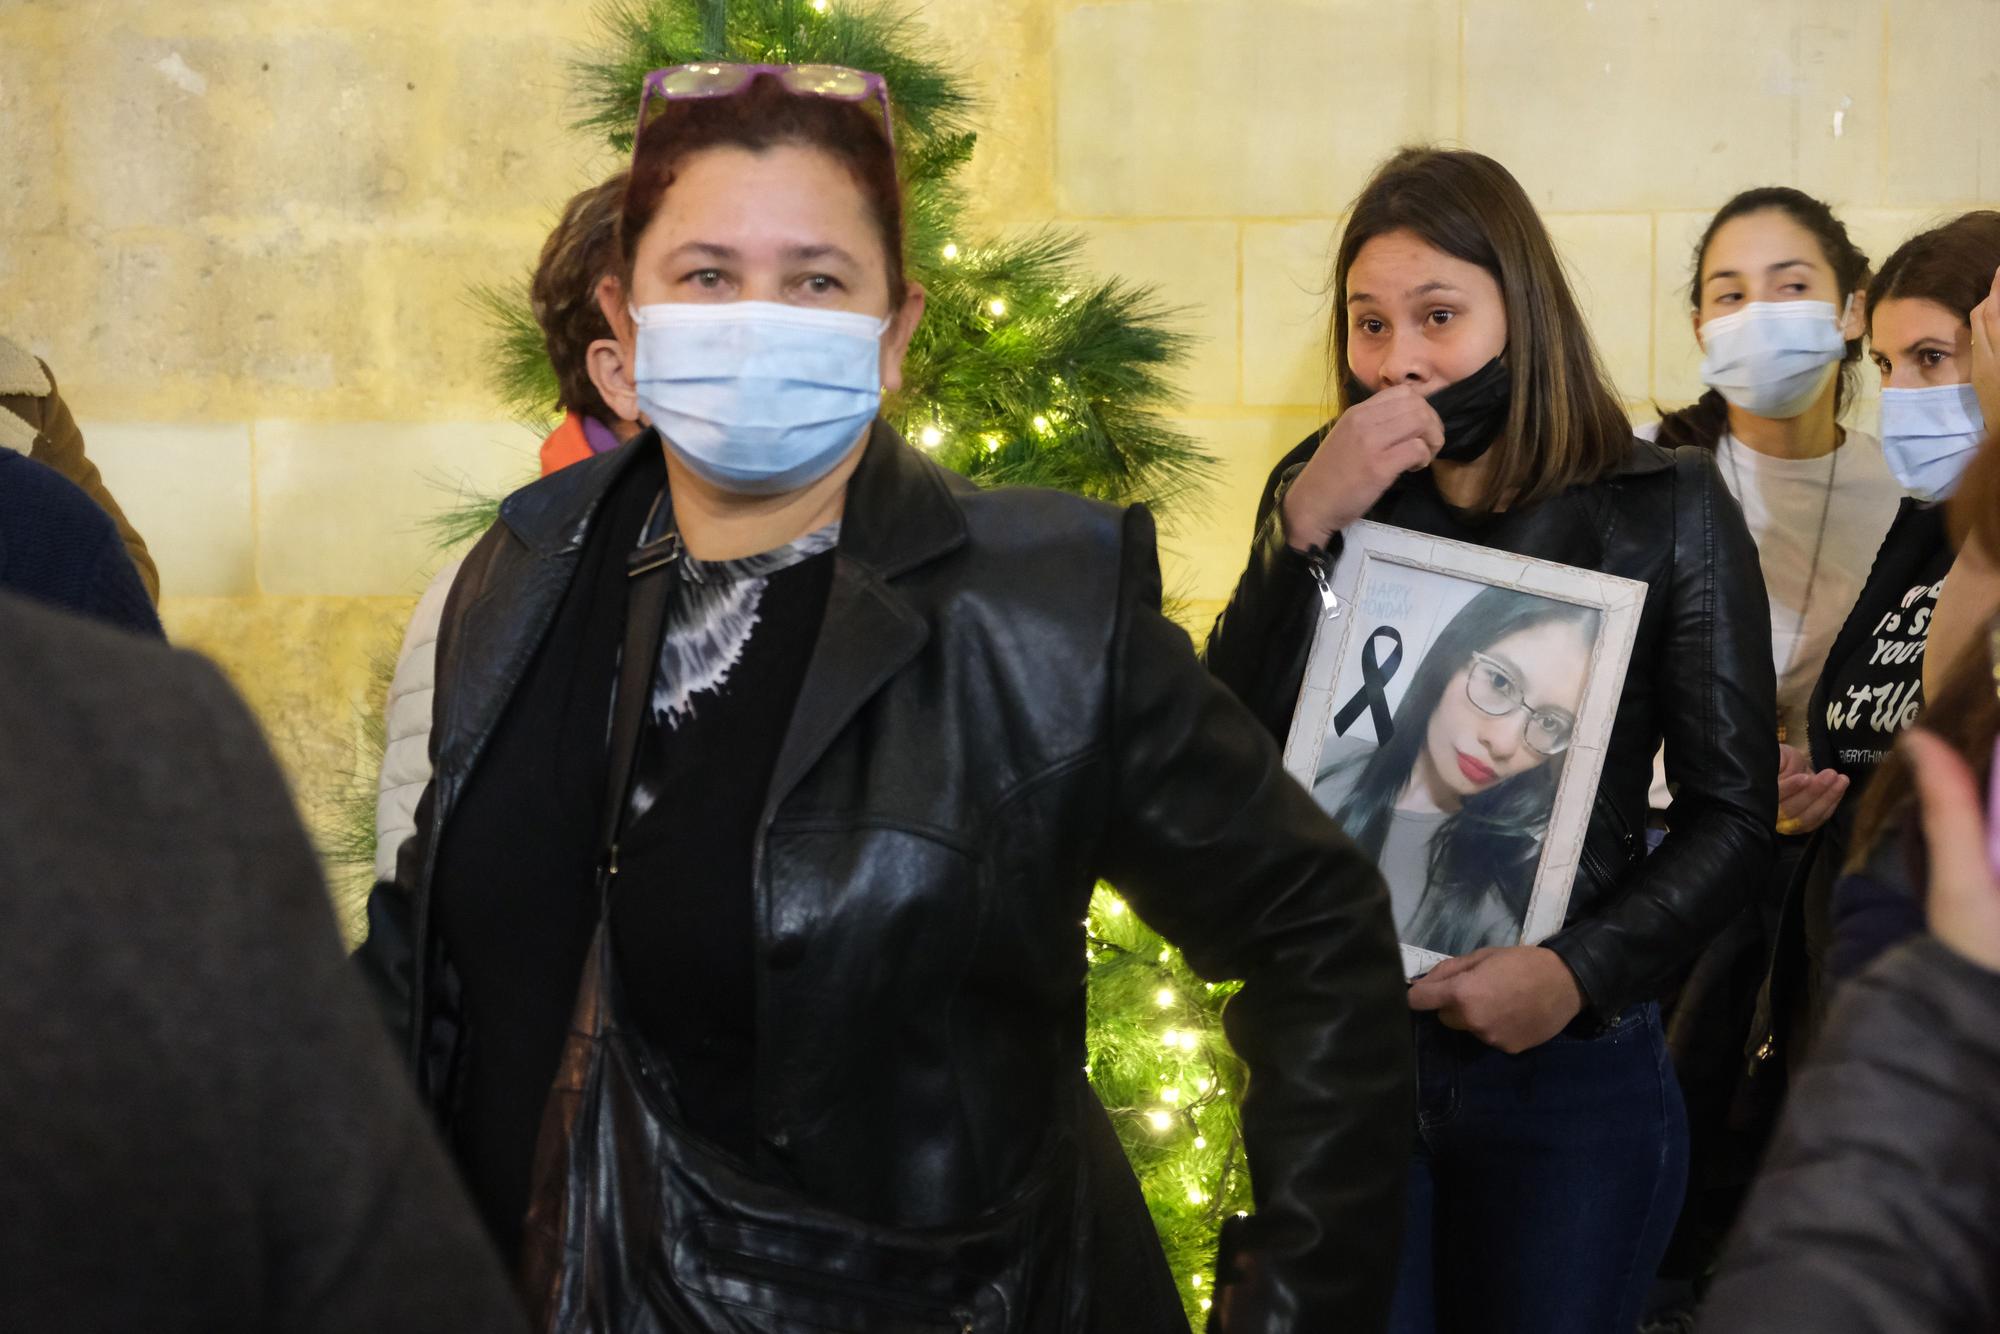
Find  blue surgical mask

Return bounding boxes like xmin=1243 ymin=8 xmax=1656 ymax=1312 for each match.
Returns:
xmin=1879 ymin=383 xmax=1985 ymax=502
xmin=631 ymin=300 xmax=889 ymax=495
xmin=1697 ymin=300 xmax=1847 ymax=419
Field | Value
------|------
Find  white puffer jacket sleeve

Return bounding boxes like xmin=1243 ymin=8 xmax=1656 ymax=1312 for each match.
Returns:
xmin=374 ymin=557 xmax=463 ymax=881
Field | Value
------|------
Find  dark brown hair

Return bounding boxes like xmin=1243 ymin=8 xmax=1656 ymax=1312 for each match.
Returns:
xmin=619 ymin=74 xmax=905 ymax=306
xmin=1654 ymin=187 xmax=1871 ymax=451
xmin=1330 ymin=147 xmax=1633 ymax=513
xmin=530 ymin=173 xmax=628 ymax=422
xmin=1866 ymin=210 xmax=2000 ymax=331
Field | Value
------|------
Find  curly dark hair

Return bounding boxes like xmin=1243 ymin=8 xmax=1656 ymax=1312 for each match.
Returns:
xmin=529 ymin=173 xmax=628 ymax=423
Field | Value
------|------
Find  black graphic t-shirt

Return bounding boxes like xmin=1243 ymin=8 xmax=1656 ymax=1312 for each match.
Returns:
xmin=1810 ymin=500 xmax=1952 ymax=787
xmin=607 ymin=512 xmax=837 ymax=1160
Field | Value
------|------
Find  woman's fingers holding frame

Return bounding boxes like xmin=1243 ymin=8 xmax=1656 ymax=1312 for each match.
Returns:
xmin=1407 ymin=946 xmax=1584 ymax=1053
xmin=1412 ymin=950 xmax=1489 ymax=990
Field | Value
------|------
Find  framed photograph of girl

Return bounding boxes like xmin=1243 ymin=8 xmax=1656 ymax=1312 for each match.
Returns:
xmin=1284 ymin=522 xmax=1646 ymax=979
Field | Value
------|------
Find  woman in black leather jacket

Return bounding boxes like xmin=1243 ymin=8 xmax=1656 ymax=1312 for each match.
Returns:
xmin=358 ymin=68 xmax=1412 ymax=1334
xmin=1205 ymin=147 xmax=1776 ymax=1334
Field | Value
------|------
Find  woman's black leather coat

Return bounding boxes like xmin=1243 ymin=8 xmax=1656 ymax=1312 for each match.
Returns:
xmin=358 ymin=423 xmax=1415 ymax=1332
xmin=1204 ymin=432 xmax=1778 ymax=1020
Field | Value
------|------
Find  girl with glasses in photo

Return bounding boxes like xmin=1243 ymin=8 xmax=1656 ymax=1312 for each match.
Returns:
xmin=1313 ymin=588 xmax=1601 ymax=959
xmin=1206 ymin=146 xmax=1777 ymax=1333
xmin=357 ymin=63 xmax=1413 ymax=1334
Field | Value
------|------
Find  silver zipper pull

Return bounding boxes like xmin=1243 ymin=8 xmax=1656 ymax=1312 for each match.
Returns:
xmin=1306 ymin=550 xmax=1341 ymax=619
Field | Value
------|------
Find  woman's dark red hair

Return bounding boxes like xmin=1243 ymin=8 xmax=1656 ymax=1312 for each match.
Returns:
xmin=618 ymin=74 xmax=906 ymax=305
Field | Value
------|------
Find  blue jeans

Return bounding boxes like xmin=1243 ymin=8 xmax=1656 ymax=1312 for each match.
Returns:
xmin=1389 ymin=1004 xmax=1689 ymax=1334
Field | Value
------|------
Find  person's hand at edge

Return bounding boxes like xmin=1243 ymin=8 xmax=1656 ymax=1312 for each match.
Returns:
xmin=1906 ymin=728 xmax=2000 ymax=972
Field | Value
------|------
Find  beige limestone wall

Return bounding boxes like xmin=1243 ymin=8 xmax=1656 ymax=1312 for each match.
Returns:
xmin=8 ymin=0 xmax=2000 ymax=877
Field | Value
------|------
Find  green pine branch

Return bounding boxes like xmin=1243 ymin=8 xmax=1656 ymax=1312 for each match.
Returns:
xmin=573 ymin=0 xmax=976 ymax=151
xmin=465 ymin=282 xmax=564 ymax=436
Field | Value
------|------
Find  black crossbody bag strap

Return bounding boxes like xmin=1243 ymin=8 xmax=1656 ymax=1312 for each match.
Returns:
xmin=598 ymin=514 xmax=683 ymax=905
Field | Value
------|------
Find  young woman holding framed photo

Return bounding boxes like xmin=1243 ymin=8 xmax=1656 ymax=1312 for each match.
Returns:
xmin=1206 ymin=146 xmax=1777 ymax=1333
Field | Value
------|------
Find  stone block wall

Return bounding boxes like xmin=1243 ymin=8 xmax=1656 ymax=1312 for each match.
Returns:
xmin=7 ymin=0 xmax=1998 ymax=890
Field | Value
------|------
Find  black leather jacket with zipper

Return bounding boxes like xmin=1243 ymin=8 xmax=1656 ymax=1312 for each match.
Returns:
xmin=357 ymin=423 xmax=1416 ymax=1332
xmin=1203 ymin=430 xmax=1778 ymax=1021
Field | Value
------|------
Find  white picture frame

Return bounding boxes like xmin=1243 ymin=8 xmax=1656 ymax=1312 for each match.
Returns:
xmin=1283 ymin=521 xmax=1646 ymax=979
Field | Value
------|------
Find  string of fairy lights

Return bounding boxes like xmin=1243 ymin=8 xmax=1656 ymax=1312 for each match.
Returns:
xmin=1085 ymin=888 xmax=1248 ymax=1316
xmin=904 ymin=240 xmax=1081 ymax=458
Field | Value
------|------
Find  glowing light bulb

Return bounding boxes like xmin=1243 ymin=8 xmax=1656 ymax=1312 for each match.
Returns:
xmin=1162 ymin=1028 xmax=1182 ymax=1048
xmin=1158 ymin=948 xmax=1172 ymax=963
xmin=1200 ymin=1298 xmax=1213 ymax=1313
xmin=1186 ymin=1186 xmax=1206 ymax=1205
xmin=1155 ymin=988 xmax=1176 ymax=1008
xmin=1190 ymin=1275 xmax=1203 ymax=1289
xmin=1179 ymin=1032 xmax=1198 ymax=1052
xmin=942 ymin=242 xmax=959 ymax=261
xmin=1194 ymin=1135 xmax=1208 ymax=1149
xmin=1032 ymin=414 xmax=1050 ymax=433
xmin=982 ymin=434 xmax=1003 ymax=454
xmin=1161 ymin=1087 xmax=1180 ymax=1104
xmin=1146 ymin=1109 xmax=1172 ymax=1132
xmin=1107 ymin=898 xmax=1125 ymax=916
xmin=811 ymin=0 xmax=829 ymax=10
xmin=919 ymin=425 xmax=943 ymax=448
xmin=1196 ymin=1076 xmax=1212 ymax=1092
xmin=988 ymin=297 xmax=1007 ymax=317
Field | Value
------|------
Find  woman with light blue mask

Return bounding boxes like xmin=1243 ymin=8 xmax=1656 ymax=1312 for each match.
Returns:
xmin=355 ymin=64 xmax=1413 ymax=1334
xmin=1641 ymin=191 xmax=1897 ymax=1329
xmin=1820 ymin=211 xmax=2000 ymax=792
xmin=1645 ymin=190 xmax=1893 ymax=828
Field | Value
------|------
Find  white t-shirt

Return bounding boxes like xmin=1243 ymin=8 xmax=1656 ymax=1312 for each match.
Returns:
xmin=1639 ymin=423 xmax=1906 ymax=804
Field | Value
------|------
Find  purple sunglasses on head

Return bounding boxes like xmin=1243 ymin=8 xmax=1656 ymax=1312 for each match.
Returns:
xmin=636 ymin=62 xmax=896 ymax=154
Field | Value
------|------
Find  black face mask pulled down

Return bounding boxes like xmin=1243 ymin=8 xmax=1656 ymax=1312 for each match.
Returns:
xmin=1346 ymin=356 xmax=1512 ymax=464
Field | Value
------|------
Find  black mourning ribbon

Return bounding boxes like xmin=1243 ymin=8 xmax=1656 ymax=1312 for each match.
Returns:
xmin=1333 ymin=626 xmax=1404 ymax=741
